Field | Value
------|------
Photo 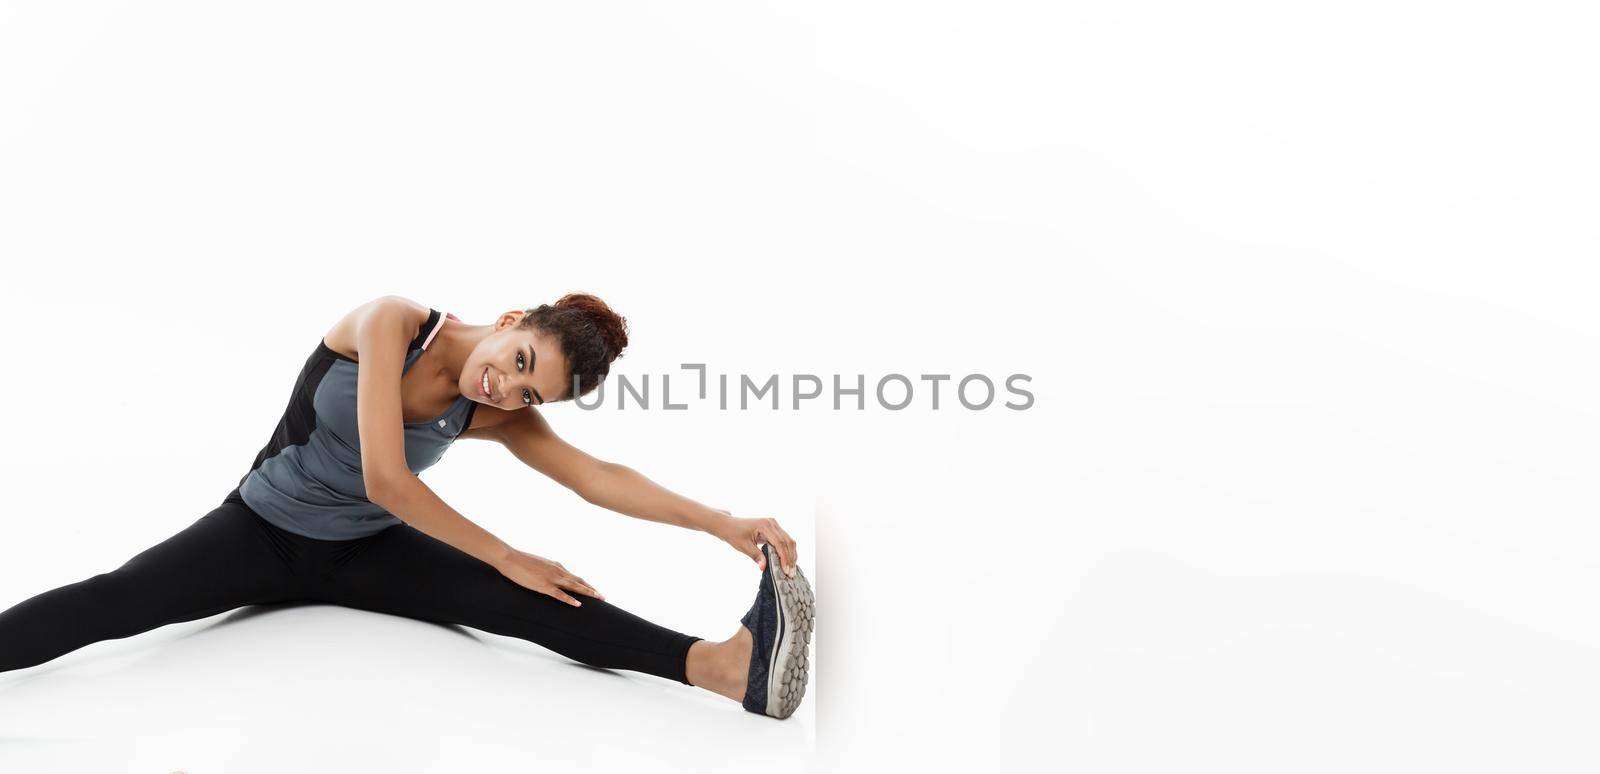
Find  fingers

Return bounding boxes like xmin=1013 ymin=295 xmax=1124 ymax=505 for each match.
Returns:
xmin=545 ymin=587 xmax=582 ymax=607
xmin=724 ymin=515 xmax=803 ymax=574
xmin=546 ymin=558 xmax=604 ymax=603
xmin=775 ymin=524 xmax=800 ymax=577
xmin=735 ymin=539 xmax=765 ymax=570
xmin=561 ymin=574 xmax=605 ymax=602
xmin=539 ymin=577 xmax=602 ymax=608
xmin=759 ymin=518 xmax=800 ymax=578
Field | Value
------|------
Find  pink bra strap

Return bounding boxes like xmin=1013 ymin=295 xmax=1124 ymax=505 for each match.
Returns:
xmin=421 ymin=311 xmax=455 ymax=350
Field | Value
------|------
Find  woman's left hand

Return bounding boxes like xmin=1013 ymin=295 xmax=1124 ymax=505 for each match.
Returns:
xmin=708 ymin=510 xmax=800 ymax=577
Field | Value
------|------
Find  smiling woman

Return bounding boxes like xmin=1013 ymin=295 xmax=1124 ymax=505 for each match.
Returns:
xmin=0 ymin=293 xmax=815 ymax=720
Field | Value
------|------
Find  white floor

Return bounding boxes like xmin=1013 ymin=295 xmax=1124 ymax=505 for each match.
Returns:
xmin=6 ymin=2 xmax=1600 ymax=771
xmin=0 ymin=602 xmax=815 ymax=773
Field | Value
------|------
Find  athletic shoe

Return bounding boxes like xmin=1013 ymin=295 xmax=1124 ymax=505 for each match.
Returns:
xmin=740 ymin=542 xmax=815 ymax=719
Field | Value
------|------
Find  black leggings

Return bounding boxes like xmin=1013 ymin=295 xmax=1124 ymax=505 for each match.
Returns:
xmin=0 ymin=495 xmax=703 ymax=683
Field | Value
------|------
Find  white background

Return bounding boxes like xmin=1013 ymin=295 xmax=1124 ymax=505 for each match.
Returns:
xmin=2 ymin=1 xmax=1597 ymax=772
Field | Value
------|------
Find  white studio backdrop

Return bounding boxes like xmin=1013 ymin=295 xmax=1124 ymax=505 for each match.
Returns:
xmin=2 ymin=1 xmax=1598 ymax=772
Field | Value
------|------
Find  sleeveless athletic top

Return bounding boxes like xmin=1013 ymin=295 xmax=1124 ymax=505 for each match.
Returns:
xmin=224 ymin=307 xmax=479 ymax=540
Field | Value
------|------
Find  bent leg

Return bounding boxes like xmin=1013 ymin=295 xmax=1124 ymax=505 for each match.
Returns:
xmin=0 ymin=500 xmax=303 ymax=674
xmin=318 ymin=523 xmax=703 ymax=684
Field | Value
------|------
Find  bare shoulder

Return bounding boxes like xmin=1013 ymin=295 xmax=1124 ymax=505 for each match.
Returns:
xmin=321 ymin=295 xmax=431 ymax=361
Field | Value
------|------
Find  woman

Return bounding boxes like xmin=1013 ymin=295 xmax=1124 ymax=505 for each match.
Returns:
xmin=0 ymin=294 xmax=814 ymax=720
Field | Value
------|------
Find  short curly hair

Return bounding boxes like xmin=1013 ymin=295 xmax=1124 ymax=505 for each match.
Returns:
xmin=519 ymin=292 xmax=629 ymax=400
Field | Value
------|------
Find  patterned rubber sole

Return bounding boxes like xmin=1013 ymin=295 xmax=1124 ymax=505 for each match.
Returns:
xmin=768 ymin=561 xmax=815 ymax=719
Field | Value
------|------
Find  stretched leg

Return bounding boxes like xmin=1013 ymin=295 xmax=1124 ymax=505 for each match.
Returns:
xmin=315 ymin=522 xmax=704 ymax=684
xmin=0 ymin=499 xmax=303 ymax=674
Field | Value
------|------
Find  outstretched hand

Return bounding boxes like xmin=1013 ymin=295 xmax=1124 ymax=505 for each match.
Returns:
xmin=494 ymin=548 xmax=604 ymax=607
xmin=709 ymin=510 xmax=801 ymax=577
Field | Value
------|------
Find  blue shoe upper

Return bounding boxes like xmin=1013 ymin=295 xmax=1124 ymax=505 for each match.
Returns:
xmin=741 ymin=543 xmax=780 ymax=715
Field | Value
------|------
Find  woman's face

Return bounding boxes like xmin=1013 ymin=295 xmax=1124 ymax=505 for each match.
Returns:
xmin=459 ymin=316 xmax=570 ymax=408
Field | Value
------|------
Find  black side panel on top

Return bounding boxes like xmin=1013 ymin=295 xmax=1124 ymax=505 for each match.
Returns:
xmin=224 ymin=344 xmax=335 ymax=506
xmin=222 ymin=307 xmax=441 ymax=506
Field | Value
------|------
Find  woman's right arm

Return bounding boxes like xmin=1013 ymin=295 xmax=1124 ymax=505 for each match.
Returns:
xmin=352 ymin=298 xmax=600 ymax=605
xmin=352 ymin=298 xmax=514 ymax=568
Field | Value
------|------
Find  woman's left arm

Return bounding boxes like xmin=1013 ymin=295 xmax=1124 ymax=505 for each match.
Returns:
xmin=469 ymin=408 xmax=802 ymax=576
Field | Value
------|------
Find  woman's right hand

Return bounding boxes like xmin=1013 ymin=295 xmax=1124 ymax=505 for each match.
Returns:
xmin=493 ymin=548 xmax=603 ymax=607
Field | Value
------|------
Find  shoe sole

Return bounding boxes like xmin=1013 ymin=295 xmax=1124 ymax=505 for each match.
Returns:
xmin=764 ymin=551 xmax=815 ymax=719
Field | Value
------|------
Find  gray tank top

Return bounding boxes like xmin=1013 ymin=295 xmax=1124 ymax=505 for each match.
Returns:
xmin=230 ymin=308 xmax=478 ymax=539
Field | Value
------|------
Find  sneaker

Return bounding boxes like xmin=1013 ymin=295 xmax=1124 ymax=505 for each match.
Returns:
xmin=739 ymin=542 xmax=815 ymax=719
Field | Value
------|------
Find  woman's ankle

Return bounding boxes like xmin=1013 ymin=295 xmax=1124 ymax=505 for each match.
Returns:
xmin=686 ymin=627 xmax=752 ymax=702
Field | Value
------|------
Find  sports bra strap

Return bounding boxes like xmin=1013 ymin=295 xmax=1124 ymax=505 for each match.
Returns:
xmin=421 ymin=311 xmax=457 ymax=351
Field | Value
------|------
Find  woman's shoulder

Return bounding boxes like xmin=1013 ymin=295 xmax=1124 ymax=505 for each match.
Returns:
xmin=320 ymin=295 xmax=432 ymax=361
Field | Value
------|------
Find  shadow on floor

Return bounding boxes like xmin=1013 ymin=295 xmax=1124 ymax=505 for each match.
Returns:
xmin=0 ymin=600 xmax=486 ymax=688
xmin=169 ymin=599 xmax=483 ymax=643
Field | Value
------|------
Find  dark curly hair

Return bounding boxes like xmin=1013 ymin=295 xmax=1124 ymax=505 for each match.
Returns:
xmin=520 ymin=292 xmax=629 ymax=400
